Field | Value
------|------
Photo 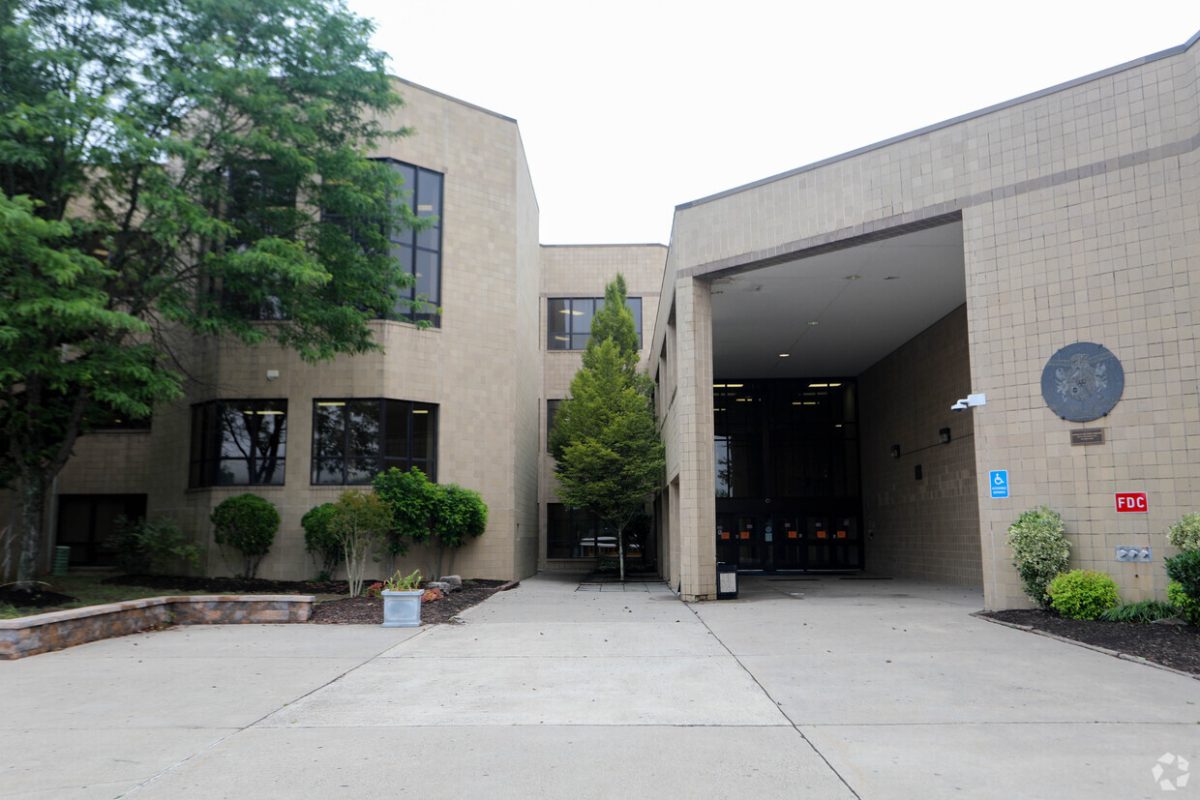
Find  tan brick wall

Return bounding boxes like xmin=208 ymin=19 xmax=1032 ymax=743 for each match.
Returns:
xmin=859 ymin=305 xmax=982 ymax=587
xmin=45 ymin=80 xmax=539 ymax=583
xmin=538 ymin=244 xmax=667 ymax=570
xmin=652 ymin=36 xmax=1200 ymax=607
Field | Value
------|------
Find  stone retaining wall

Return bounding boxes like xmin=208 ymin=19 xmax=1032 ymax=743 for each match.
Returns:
xmin=0 ymin=594 xmax=315 ymax=660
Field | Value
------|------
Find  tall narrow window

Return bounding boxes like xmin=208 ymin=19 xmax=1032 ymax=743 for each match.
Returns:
xmin=189 ymin=400 xmax=288 ymax=487
xmin=312 ymin=399 xmax=437 ymax=485
xmin=547 ymin=297 xmax=641 ymax=350
xmin=382 ymin=160 xmax=443 ymax=326
xmin=546 ymin=399 xmax=562 ymax=452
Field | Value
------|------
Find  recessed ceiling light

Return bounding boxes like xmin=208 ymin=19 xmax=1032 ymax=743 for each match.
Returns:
xmin=807 ymin=320 xmax=819 ymax=326
xmin=725 ymin=383 xmax=744 ymax=388
xmin=778 ymin=353 xmax=790 ymax=358
xmin=844 ymin=274 xmax=861 ymax=280
xmin=884 ymin=276 xmax=900 ymax=281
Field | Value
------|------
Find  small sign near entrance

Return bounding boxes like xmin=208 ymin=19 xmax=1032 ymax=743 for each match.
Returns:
xmin=989 ymin=470 xmax=1009 ymax=499
xmin=1070 ymin=428 xmax=1105 ymax=446
xmin=1115 ymin=492 xmax=1148 ymax=513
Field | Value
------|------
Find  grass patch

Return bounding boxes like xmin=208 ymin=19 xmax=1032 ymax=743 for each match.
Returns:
xmin=1 ymin=574 xmax=209 ymax=619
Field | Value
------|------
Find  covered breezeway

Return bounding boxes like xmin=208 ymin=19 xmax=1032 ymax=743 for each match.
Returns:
xmin=706 ymin=217 xmax=983 ymax=589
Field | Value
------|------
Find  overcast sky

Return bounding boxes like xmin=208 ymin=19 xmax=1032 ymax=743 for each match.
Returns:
xmin=346 ymin=0 xmax=1197 ymax=245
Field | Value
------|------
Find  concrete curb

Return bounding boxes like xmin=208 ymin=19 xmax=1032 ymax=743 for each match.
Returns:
xmin=497 ymin=580 xmax=520 ymax=592
xmin=0 ymin=594 xmax=316 ymax=660
xmin=971 ymin=611 xmax=1199 ymax=681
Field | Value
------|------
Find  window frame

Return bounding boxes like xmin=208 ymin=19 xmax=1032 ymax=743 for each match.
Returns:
xmin=547 ymin=296 xmax=642 ymax=350
xmin=374 ymin=158 xmax=444 ymax=327
xmin=188 ymin=399 xmax=289 ymax=488
xmin=311 ymin=398 xmax=439 ymax=486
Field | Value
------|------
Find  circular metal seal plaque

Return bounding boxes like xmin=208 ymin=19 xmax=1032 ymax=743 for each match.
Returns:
xmin=1040 ymin=342 xmax=1124 ymax=422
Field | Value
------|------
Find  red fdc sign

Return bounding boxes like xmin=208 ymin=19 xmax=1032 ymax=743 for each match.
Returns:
xmin=1115 ymin=492 xmax=1148 ymax=513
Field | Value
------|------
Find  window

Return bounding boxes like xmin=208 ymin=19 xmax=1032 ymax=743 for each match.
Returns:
xmin=380 ymin=159 xmax=443 ymax=326
xmin=546 ymin=399 xmax=562 ymax=452
xmin=547 ymin=503 xmax=612 ymax=559
xmin=223 ymin=161 xmax=297 ymax=320
xmin=547 ymin=297 xmax=641 ymax=350
xmin=312 ymin=399 xmax=437 ymax=485
xmin=56 ymin=494 xmax=146 ymax=566
xmin=189 ymin=400 xmax=287 ymax=487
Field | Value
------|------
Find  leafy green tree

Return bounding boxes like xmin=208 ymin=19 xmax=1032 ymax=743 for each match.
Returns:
xmin=0 ymin=0 xmax=420 ymax=586
xmin=550 ymin=275 xmax=664 ymax=581
xmin=328 ymin=490 xmax=391 ymax=598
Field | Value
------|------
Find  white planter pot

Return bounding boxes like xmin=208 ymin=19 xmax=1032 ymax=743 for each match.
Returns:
xmin=381 ymin=590 xmax=423 ymax=628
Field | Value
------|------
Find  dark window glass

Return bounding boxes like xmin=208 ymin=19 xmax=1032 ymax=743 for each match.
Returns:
xmin=223 ymin=162 xmax=296 ymax=320
xmin=312 ymin=398 xmax=438 ymax=485
xmin=547 ymin=296 xmax=642 ymax=350
xmin=189 ymin=400 xmax=287 ymax=488
xmin=371 ymin=159 xmax=443 ymax=327
xmin=547 ymin=503 xmax=613 ymax=559
xmin=546 ymin=399 xmax=562 ymax=452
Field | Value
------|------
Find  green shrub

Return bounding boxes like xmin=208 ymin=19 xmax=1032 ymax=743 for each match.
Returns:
xmin=211 ymin=494 xmax=279 ymax=578
xmin=1168 ymin=580 xmax=1200 ymax=626
xmin=1167 ymin=513 xmax=1200 ymax=552
xmin=1166 ymin=550 xmax=1200 ymax=626
xmin=301 ymin=503 xmax=341 ymax=580
xmin=433 ymin=484 xmax=488 ymax=575
xmin=1006 ymin=506 xmax=1070 ymax=608
xmin=372 ymin=466 xmax=434 ymax=553
xmin=1047 ymin=570 xmax=1120 ymax=620
xmin=107 ymin=517 xmax=201 ymax=575
xmin=1098 ymin=600 xmax=1177 ymax=623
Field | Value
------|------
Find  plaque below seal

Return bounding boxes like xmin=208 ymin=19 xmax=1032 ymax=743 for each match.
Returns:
xmin=1040 ymin=342 xmax=1124 ymax=422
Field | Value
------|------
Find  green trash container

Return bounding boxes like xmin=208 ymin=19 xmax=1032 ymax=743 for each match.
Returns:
xmin=53 ymin=545 xmax=71 ymax=576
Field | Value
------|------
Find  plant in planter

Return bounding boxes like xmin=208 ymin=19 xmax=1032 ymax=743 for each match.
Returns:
xmin=381 ymin=568 xmax=423 ymax=628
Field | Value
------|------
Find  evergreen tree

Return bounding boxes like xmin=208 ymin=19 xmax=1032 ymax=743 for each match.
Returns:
xmin=550 ymin=274 xmax=663 ymax=581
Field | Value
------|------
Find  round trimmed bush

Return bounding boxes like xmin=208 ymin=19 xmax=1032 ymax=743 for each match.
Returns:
xmin=211 ymin=494 xmax=279 ymax=578
xmin=301 ymin=502 xmax=341 ymax=580
xmin=1167 ymin=513 xmax=1200 ymax=552
xmin=1006 ymin=506 xmax=1070 ymax=608
xmin=1046 ymin=570 xmax=1120 ymax=620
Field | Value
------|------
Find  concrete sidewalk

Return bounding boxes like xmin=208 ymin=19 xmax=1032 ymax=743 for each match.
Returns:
xmin=1 ymin=574 xmax=1197 ymax=799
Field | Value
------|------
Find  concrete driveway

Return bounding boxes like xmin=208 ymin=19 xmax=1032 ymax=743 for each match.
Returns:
xmin=1 ymin=574 xmax=1197 ymax=799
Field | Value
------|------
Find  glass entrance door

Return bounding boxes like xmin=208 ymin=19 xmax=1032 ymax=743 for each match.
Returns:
xmin=715 ymin=513 xmax=767 ymax=569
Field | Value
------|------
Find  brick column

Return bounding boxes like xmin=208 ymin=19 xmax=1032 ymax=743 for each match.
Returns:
xmin=675 ymin=276 xmax=717 ymax=601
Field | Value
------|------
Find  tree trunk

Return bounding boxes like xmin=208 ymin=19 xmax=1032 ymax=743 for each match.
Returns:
xmin=16 ymin=474 xmax=48 ymax=589
xmin=617 ymin=524 xmax=626 ymax=583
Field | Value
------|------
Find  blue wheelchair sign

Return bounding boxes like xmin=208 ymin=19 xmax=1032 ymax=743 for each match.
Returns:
xmin=989 ymin=470 xmax=1009 ymax=499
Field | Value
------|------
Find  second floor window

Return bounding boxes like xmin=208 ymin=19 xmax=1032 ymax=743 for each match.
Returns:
xmin=189 ymin=400 xmax=287 ymax=487
xmin=312 ymin=398 xmax=437 ymax=485
xmin=382 ymin=160 xmax=443 ymax=326
xmin=547 ymin=297 xmax=642 ymax=350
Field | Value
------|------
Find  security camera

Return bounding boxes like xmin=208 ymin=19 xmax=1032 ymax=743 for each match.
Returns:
xmin=951 ymin=400 xmax=968 ymax=412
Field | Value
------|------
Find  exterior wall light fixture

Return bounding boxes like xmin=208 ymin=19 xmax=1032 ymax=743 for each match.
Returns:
xmin=939 ymin=427 xmax=952 ymax=444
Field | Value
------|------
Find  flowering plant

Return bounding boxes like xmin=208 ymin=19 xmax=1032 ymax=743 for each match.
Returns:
xmin=365 ymin=581 xmax=384 ymax=598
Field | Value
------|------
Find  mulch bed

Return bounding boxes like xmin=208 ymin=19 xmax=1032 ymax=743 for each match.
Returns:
xmin=985 ymin=609 xmax=1200 ymax=675
xmin=310 ymin=579 xmax=510 ymax=625
xmin=0 ymin=586 xmax=77 ymax=609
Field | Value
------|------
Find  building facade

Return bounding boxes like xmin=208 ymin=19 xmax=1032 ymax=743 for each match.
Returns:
xmin=651 ymin=32 xmax=1200 ymax=609
xmin=13 ymin=31 xmax=1200 ymax=611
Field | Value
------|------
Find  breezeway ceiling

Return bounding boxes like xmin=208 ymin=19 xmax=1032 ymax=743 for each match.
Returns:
xmin=710 ymin=221 xmax=966 ymax=378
